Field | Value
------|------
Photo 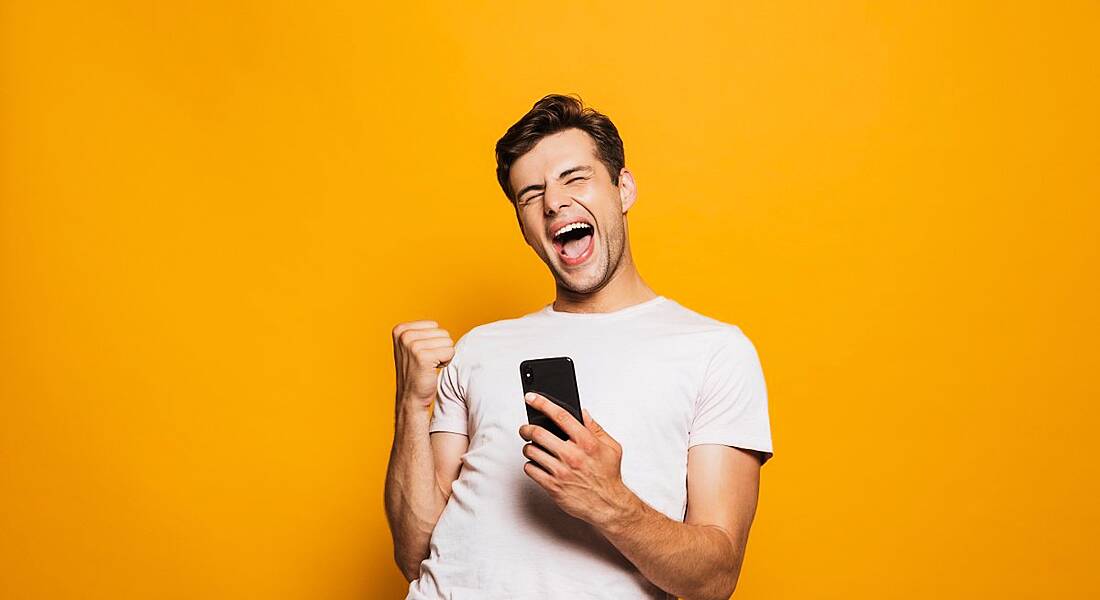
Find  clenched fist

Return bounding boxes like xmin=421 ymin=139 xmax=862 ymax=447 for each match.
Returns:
xmin=391 ymin=320 xmax=454 ymax=409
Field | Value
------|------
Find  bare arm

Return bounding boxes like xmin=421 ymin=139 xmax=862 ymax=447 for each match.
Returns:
xmin=384 ymin=416 xmax=468 ymax=580
xmin=383 ymin=321 xmax=469 ymax=582
xmin=598 ymin=444 xmax=762 ymax=600
xmin=519 ymin=394 xmax=763 ymax=600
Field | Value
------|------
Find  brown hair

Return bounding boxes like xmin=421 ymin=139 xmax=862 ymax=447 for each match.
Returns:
xmin=494 ymin=94 xmax=625 ymax=203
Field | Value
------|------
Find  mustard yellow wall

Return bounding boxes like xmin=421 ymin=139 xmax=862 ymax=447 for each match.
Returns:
xmin=2 ymin=1 xmax=1098 ymax=598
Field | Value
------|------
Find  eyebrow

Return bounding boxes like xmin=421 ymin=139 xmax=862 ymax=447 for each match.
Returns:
xmin=516 ymin=165 xmax=594 ymax=201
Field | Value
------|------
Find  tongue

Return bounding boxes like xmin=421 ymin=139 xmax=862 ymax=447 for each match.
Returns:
xmin=562 ymin=234 xmax=591 ymax=259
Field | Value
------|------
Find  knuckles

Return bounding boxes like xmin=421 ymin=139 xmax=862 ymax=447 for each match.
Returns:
xmin=392 ymin=322 xmax=450 ymax=349
xmin=562 ymin=453 xmax=584 ymax=470
xmin=576 ymin=439 xmax=598 ymax=454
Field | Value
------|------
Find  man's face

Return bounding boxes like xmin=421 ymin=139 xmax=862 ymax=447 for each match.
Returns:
xmin=510 ymin=128 xmax=636 ymax=294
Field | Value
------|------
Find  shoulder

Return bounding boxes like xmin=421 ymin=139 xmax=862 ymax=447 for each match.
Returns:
xmin=655 ymin=300 xmax=762 ymax=374
xmin=660 ymin=306 xmax=768 ymax=406
xmin=661 ymin=298 xmax=755 ymax=345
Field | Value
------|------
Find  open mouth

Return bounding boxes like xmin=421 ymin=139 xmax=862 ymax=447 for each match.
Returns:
xmin=551 ymin=222 xmax=595 ymax=265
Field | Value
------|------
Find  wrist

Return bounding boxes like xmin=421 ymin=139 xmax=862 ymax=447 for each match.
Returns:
xmin=394 ymin=398 xmax=432 ymax=427
xmin=598 ymin=483 xmax=646 ymax=537
xmin=395 ymin=390 xmax=434 ymax=411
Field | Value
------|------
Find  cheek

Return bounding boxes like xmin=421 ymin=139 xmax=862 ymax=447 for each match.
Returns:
xmin=517 ymin=216 xmax=535 ymax=240
xmin=521 ymin=221 xmax=545 ymax=250
xmin=600 ymin=216 xmax=623 ymax=247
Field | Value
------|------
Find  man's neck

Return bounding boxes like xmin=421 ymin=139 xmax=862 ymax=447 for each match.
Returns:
xmin=552 ymin=251 xmax=657 ymax=314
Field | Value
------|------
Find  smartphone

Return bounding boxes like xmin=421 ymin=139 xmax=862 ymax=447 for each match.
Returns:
xmin=519 ymin=356 xmax=583 ymax=441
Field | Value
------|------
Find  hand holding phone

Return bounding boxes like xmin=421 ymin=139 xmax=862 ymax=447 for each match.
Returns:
xmin=519 ymin=357 xmax=583 ymax=440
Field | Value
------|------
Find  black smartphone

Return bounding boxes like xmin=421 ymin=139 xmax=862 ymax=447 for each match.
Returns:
xmin=519 ymin=356 xmax=583 ymax=441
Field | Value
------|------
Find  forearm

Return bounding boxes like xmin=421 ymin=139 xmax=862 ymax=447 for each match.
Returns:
xmin=384 ymin=402 xmax=446 ymax=581
xmin=597 ymin=490 xmax=741 ymax=600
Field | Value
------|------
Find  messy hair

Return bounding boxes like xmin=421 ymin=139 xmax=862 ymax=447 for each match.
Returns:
xmin=494 ymin=94 xmax=625 ymax=203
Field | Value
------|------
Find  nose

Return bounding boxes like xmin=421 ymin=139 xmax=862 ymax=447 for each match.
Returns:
xmin=542 ymin=182 xmax=573 ymax=216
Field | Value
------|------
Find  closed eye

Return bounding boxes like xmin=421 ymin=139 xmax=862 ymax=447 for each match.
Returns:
xmin=519 ymin=177 xmax=586 ymax=204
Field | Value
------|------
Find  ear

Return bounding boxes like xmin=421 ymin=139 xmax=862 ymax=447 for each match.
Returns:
xmin=618 ymin=168 xmax=637 ymax=214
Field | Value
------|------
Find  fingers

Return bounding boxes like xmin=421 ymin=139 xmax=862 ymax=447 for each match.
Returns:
xmin=392 ymin=320 xmax=455 ymax=403
xmin=522 ymin=442 xmax=563 ymax=476
xmin=409 ymin=336 xmax=453 ymax=350
xmin=518 ymin=424 xmax=567 ymax=458
xmin=523 ymin=460 xmax=555 ymax=488
xmin=394 ymin=322 xmax=454 ymax=368
xmin=398 ymin=327 xmax=451 ymax=345
xmin=524 ymin=393 xmax=590 ymax=443
xmin=392 ymin=320 xmax=439 ymax=340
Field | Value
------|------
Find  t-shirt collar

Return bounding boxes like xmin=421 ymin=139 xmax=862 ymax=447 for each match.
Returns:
xmin=541 ymin=295 xmax=668 ymax=319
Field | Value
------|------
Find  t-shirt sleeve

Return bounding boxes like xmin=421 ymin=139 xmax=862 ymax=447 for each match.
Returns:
xmin=688 ymin=327 xmax=774 ymax=465
xmin=428 ymin=336 xmax=468 ymax=436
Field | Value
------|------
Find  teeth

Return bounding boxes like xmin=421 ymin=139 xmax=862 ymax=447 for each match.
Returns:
xmin=552 ymin=222 xmax=593 ymax=238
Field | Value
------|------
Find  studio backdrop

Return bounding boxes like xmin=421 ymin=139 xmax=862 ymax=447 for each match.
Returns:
xmin=2 ymin=1 xmax=1097 ymax=598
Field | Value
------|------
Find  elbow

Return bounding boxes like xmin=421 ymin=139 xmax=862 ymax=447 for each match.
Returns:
xmin=693 ymin=585 xmax=735 ymax=600
xmin=393 ymin=549 xmax=423 ymax=583
xmin=702 ymin=531 xmax=744 ymax=600
xmin=689 ymin=568 xmax=738 ymax=600
xmin=683 ymin=590 xmax=732 ymax=600
xmin=713 ymin=568 xmax=740 ymax=600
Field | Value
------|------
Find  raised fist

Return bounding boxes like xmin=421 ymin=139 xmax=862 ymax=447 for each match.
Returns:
xmin=391 ymin=320 xmax=454 ymax=409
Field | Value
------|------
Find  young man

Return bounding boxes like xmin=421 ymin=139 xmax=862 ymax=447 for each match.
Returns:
xmin=385 ymin=94 xmax=774 ymax=600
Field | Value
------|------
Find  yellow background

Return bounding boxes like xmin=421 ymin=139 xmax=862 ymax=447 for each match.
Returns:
xmin=2 ymin=1 xmax=1098 ymax=598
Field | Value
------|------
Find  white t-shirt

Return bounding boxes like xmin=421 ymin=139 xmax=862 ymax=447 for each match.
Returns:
xmin=406 ymin=295 xmax=774 ymax=600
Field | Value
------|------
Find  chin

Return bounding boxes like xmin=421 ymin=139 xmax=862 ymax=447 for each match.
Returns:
xmin=555 ymin=265 xmax=609 ymax=294
xmin=543 ymin=242 xmax=613 ymax=294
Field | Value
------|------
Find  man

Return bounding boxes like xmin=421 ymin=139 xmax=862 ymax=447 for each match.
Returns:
xmin=385 ymin=94 xmax=774 ymax=600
